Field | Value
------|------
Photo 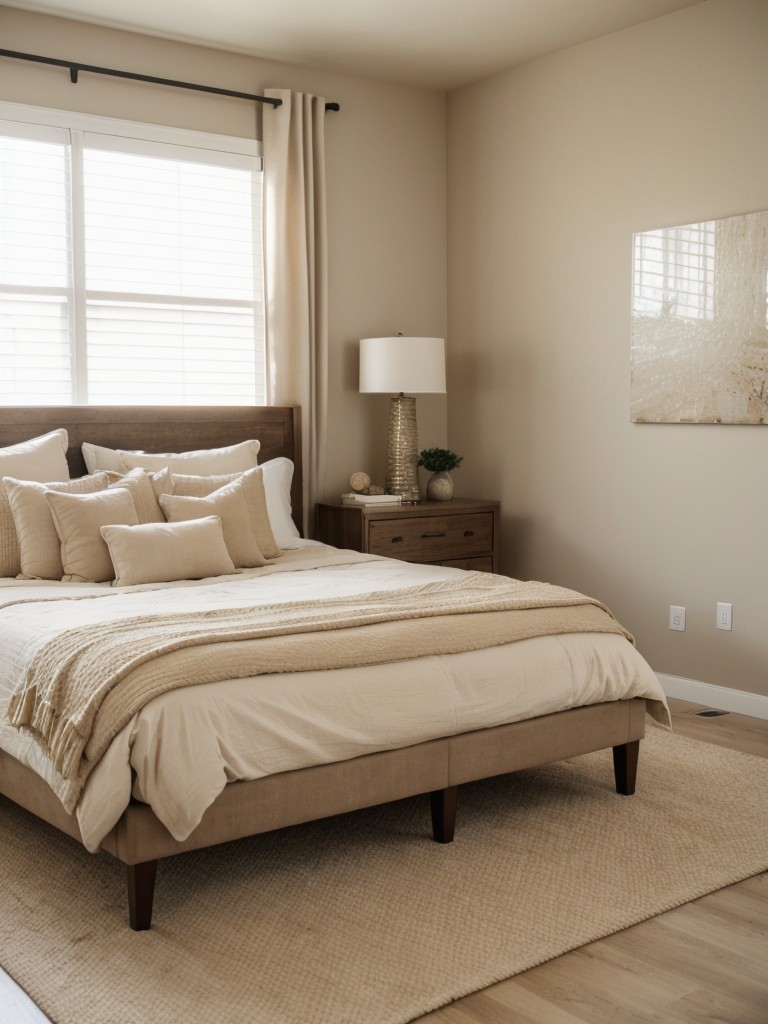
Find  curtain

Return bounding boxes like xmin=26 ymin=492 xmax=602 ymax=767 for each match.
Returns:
xmin=262 ymin=89 xmax=328 ymax=537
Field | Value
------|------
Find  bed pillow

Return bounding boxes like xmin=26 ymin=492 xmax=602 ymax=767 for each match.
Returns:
xmin=46 ymin=486 xmax=139 ymax=583
xmin=0 ymin=429 xmax=70 ymax=577
xmin=83 ymin=438 xmax=261 ymax=475
xmin=81 ymin=436 xmax=262 ymax=475
xmin=4 ymin=473 xmax=110 ymax=580
xmin=80 ymin=442 xmax=127 ymax=474
xmin=101 ymin=517 xmax=236 ymax=587
xmin=260 ymin=458 xmax=302 ymax=549
xmin=159 ymin=476 xmax=268 ymax=568
xmin=169 ymin=466 xmax=280 ymax=559
xmin=107 ymin=468 xmax=165 ymax=524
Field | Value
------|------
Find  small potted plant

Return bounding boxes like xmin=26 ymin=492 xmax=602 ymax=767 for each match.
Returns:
xmin=418 ymin=447 xmax=463 ymax=501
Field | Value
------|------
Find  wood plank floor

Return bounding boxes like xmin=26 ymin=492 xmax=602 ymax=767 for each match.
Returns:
xmin=1 ymin=697 xmax=766 ymax=1023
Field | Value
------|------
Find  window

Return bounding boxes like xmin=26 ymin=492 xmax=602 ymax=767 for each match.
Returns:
xmin=0 ymin=104 xmax=264 ymax=405
xmin=632 ymin=222 xmax=715 ymax=322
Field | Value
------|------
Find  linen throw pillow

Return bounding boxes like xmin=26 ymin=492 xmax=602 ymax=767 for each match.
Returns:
xmin=169 ymin=466 xmax=280 ymax=559
xmin=4 ymin=473 xmax=110 ymax=580
xmin=159 ymin=476 xmax=268 ymax=568
xmin=101 ymin=517 xmax=236 ymax=587
xmin=0 ymin=429 xmax=70 ymax=577
xmin=107 ymin=468 xmax=165 ymax=524
xmin=46 ymin=486 xmax=139 ymax=582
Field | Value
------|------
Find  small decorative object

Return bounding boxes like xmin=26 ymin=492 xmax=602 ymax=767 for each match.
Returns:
xmin=418 ymin=448 xmax=463 ymax=502
xmin=349 ymin=471 xmax=372 ymax=493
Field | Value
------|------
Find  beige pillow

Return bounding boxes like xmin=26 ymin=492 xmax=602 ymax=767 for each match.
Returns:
xmin=4 ymin=473 xmax=110 ymax=580
xmin=170 ymin=467 xmax=280 ymax=559
xmin=0 ymin=429 xmax=70 ymax=577
xmin=101 ymin=516 xmax=237 ymax=587
xmin=46 ymin=486 xmax=139 ymax=583
xmin=116 ymin=438 xmax=261 ymax=475
xmin=83 ymin=438 xmax=261 ymax=475
xmin=107 ymin=468 xmax=165 ymax=524
xmin=160 ymin=476 xmax=268 ymax=568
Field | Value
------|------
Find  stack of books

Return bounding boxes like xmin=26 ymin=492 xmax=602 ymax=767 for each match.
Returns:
xmin=341 ymin=493 xmax=403 ymax=506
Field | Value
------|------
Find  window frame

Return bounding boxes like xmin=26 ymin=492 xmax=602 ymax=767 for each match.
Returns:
xmin=0 ymin=101 xmax=264 ymax=406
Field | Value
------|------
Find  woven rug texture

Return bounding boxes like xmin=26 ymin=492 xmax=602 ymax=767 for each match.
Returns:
xmin=1 ymin=725 xmax=766 ymax=1024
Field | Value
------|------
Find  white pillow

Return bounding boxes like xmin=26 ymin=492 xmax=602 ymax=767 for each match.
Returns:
xmin=0 ymin=429 xmax=70 ymax=577
xmin=160 ymin=477 xmax=268 ymax=569
xmin=46 ymin=486 xmax=140 ymax=583
xmin=83 ymin=438 xmax=261 ymax=476
xmin=169 ymin=467 xmax=280 ymax=559
xmin=101 ymin=517 xmax=236 ymax=587
xmin=260 ymin=458 xmax=302 ymax=549
xmin=81 ymin=442 xmax=126 ymax=474
xmin=4 ymin=473 xmax=110 ymax=580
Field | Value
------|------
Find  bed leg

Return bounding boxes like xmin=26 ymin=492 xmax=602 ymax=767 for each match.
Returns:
xmin=127 ymin=860 xmax=158 ymax=931
xmin=431 ymin=786 xmax=459 ymax=844
xmin=613 ymin=739 xmax=640 ymax=796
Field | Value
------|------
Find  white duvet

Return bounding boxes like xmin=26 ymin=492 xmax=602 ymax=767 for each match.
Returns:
xmin=0 ymin=545 xmax=668 ymax=852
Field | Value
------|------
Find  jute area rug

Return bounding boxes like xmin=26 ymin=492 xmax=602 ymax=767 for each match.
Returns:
xmin=1 ymin=726 xmax=766 ymax=1024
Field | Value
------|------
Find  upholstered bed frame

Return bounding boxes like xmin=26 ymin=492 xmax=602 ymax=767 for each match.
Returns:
xmin=0 ymin=406 xmax=646 ymax=930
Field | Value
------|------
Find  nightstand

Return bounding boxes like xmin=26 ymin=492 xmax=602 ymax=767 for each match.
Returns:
xmin=316 ymin=498 xmax=500 ymax=573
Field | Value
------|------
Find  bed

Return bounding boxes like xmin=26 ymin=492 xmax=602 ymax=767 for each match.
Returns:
xmin=0 ymin=405 xmax=668 ymax=930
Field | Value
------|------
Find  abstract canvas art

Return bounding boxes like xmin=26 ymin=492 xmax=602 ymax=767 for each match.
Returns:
xmin=630 ymin=209 xmax=768 ymax=424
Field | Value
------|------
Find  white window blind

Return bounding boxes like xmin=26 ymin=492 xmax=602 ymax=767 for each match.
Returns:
xmin=0 ymin=109 xmax=264 ymax=405
xmin=633 ymin=223 xmax=715 ymax=322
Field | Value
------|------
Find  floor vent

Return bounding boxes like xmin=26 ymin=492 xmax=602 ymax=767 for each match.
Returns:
xmin=694 ymin=708 xmax=730 ymax=718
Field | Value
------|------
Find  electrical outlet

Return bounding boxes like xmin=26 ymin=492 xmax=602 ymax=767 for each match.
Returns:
xmin=716 ymin=602 xmax=732 ymax=630
xmin=669 ymin=605 xmax=686 ymax=631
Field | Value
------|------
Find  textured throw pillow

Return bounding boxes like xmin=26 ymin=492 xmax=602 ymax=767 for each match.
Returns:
xmin=46 ymin=486 xmax=139 ymax=583
xmin=0 ymin=429 xmax=70 ymax=577
xmin=170 ymin=466 xmax=280 ymax=559
xmin=260 ymin=458 xmax=302 ymax=549
xmin=160 ymin=476 xmax=268 ymax=568
xmin=101 ymin=517 xmax=236 ymax=587
xmin=4 ymin=473 xmax=110 ymax=580
xmin=107 ymin=468 xmax=165 ymax=524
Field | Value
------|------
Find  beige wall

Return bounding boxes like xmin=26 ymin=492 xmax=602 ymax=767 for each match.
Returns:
xmin=0 ymin=6 xmax=448 ymax=502
xmin=447 ymin=0 xmax=768 ymax=696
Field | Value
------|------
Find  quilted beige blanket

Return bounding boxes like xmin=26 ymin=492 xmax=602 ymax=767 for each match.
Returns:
xmin=7 ymin=571 xmax=632 ymax=789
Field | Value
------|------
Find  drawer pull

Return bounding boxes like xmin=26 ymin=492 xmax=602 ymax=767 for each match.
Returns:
xmin=422 ymin=531 xmax=446 ymax=539
xmin=464 ymin=530 xmax=474 ymax=537
xmin=391 ymin=536 xmax=404 ymax=544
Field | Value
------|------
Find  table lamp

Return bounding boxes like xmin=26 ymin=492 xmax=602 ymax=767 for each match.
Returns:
xmin=359 ymin=335 xmax=446 ymax=502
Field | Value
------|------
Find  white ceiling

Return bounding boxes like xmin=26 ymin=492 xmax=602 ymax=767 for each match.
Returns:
xmin=4 ymin=0 xmax=705 ymax=90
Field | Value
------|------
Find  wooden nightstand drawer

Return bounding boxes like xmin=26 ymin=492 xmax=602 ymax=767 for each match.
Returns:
xmin=316 ymin=498 xmax=500 ymax=573
xmin=368 ymin=512 xmax=494 ymax=563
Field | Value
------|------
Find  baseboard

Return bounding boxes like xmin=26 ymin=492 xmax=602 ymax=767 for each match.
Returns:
xmin=656 ymin=672 xmax=768 ymax=721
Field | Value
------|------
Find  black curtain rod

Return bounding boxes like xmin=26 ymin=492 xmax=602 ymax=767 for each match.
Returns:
xmin=0 ymin=49 xmax=340 ymax=112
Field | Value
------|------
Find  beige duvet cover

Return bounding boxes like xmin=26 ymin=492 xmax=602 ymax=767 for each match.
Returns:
xmin=0 ymin=546 xmax=668 ymax=852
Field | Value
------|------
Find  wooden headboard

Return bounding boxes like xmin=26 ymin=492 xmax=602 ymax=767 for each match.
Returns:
xmin=0 ymin=405 xmax=303 ymax=534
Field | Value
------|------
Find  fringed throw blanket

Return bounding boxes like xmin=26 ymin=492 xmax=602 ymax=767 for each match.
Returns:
xmin=7 ymin=571 xmax=632 ymax=791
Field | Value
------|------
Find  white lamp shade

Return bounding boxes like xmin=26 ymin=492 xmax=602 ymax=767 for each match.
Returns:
xmin=359 ymin=337 xmax=446 ymax=394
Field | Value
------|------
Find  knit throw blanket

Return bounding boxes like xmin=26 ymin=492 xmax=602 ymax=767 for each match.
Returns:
xmin=6 ymin=572 xmax=632 ymax=789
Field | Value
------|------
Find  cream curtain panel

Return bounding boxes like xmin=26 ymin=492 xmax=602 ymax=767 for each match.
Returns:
xmin=262 ymin=89 xmax=329 ymax=537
